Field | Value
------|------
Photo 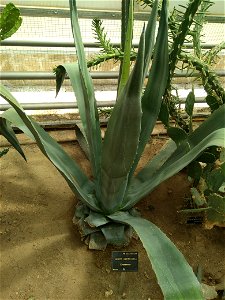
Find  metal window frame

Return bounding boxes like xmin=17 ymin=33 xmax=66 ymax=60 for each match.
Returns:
xmin=0 ymin=5 xmax=224 ymax=113
xmin=1 ymin=5 xmax=225 ymax=22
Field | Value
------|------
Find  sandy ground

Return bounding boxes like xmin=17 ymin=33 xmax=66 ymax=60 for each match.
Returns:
xmin=0 ymin=135 xmax=224 ymax=300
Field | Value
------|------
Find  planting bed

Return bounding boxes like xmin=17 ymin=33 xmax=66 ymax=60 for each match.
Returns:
xmin=0 ymin=134 xmax=224 ymax=300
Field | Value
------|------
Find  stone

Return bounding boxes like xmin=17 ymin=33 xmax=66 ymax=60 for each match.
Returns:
xmin=201 ymin=283 xmax=217 ymax=300
xmin=105 ymin=289 xmax=113 ymax=297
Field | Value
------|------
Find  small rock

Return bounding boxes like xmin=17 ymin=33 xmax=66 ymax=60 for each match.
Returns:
xmin=105 ymin=268 xmax=110 ymax=274
xmin=105 ymin=289 xmax=113 ymax=297
xmin=201 ymin=283 xmax=217 ymax=300
xmin=215 ymin=274 xmax=225 ymax=291
xmin=121 ymin=292 xmax=126 ymax=299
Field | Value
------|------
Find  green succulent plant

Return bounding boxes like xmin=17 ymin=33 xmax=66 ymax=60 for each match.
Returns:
xmin=1 ymin=0 xmax=225 ymax=298
xmin=89 ymin=0 xmax=225 ymax=130
xmin=184 ymin=147 xmax=225 ymax=229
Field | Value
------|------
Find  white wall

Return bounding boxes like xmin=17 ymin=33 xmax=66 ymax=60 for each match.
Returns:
xmin=0 ymin=0 xmax=121 ymax=10
xmin=1 ymin=0 xmax=225 ymax=15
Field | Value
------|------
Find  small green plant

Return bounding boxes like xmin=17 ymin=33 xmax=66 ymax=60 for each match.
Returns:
xmin=1 ymin=0 xmax=225 ymax=298
xmin=171 ymin=88 xmax=225 ymax=228
xmin=0 ymin=2 xmax=22 ymax=41
xmin=183 ymin=147 xmax=225 ymax=229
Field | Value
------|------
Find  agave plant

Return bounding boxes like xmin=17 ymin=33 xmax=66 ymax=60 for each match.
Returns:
xmin=1 ymin=0 xmax=225 ymax=298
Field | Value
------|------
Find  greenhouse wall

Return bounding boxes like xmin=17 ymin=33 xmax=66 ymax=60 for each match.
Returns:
xmin=0 ymin=0 xmax=224 ymax=112
xmin=1 ymin=0 xmax=225 ymax=15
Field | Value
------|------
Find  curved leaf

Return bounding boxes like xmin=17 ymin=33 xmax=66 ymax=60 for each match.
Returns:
xmin=124 ymin=104 xmax=225 ymax=209
xmin=68 ymin=0 xmax=102 ymax=198
xmin=100 ymin=27 xmax=145 ymax=213
xmin=143 ymin=0 xmax=159 ymax=78
xmin=118 ymin=0 xmax=134 ymax=96
xmin=75 ymin=123 xmax=90 ymax=159
xmin=127 ymin=140 xmax=176 ymax=185
xmin=0 ymin=117 xmax=26 ymax=160
xmin=129 ymin=0 xmax=169 ymax=177
xmin=55 ymin=63 xmax=102 ymax=194
xmin=108 ymin=211 xmax=203 ymax=299
xmin=0 ymin=84 xmax=100 ymax=212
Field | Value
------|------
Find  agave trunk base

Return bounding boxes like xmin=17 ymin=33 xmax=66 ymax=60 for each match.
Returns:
xmin=73 ymin=202 xmax=138 ymax=250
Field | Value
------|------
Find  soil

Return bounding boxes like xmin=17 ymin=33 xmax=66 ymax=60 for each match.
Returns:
xmin=0 ymin=134 xmax=224 ymax=300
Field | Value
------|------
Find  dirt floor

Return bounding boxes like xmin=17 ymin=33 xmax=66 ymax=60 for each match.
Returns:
xmin=0 ymin=133 xmax=224 ymax=300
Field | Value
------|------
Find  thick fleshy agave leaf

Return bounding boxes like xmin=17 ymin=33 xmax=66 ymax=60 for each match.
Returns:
xmin=99 ymin=27 xmax=145 ymax=214
xmin=101 ymin=223 xmax=130 ymax=247
xmin=117 ymin=0 xmax=130 ymax=94
xmin=55 ymin=63 xmax=101 ymax=196
xmin=75 ymin=218 xmax=99 ymax=238
xmin=0 ymin=84 xmax=100 ymax=212
xmin=85 ymin=211 xmax=109 ymax=228
xmin=89 ymin=231 xmax=107 ymax=250
xmin=126 ymin=140 xmax=176 ymax=186
xmin=69 ymin=0 xmax=94 ymax=83
xmin=143 ymin=0 xmax=159 ymax=78
xmin=117 ymin=0 xmax=133 ymax=96
xmin=108 ymin=211 xmax=203 ymax=299
xmin=67 ymin=0 xmax=102 ymax=196
xmin=129 ymin=0 xmax=168 ymax=177
xmin=55 ymin=64 xmax=88 ymax=149
xmin=124 ymin=104 xmax=225 ymax=209
xmin=0 ymin=117 xmax=26 ymax=160
xmin=74 ymin=123 xmax=90 ymax=159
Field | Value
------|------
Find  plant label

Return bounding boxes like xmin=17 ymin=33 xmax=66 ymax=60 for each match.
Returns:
xmin=112 ymin=251 xmax=138 ymax=272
